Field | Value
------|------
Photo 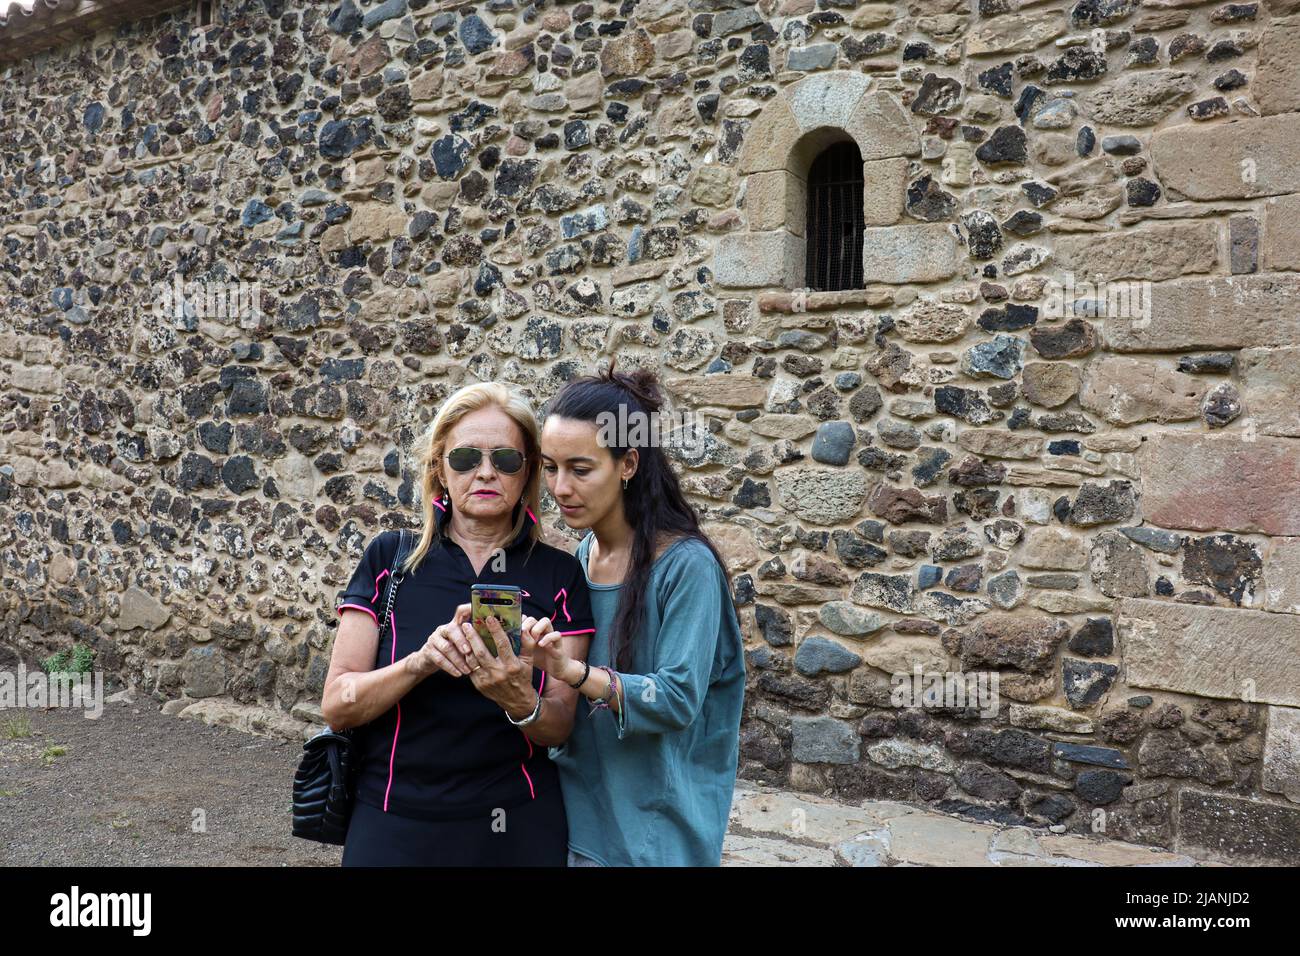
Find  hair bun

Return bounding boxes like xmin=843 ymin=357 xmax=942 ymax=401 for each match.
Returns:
xmin=604 ymin=359 xmax=664 ymax=414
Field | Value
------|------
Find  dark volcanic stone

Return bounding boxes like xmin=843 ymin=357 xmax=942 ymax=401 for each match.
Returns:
xmin=978 ymin=303 xmax=1038 ymax=332
xmin=962 ymin=210 xmax=1003 ymax=259
xmin=1029 ymin=319 xmax=1097 ymax=359
xmin=912 ymin=446 xmax=952 ymax=487
xmin=1022 ymin=181 xmax=1058 ymax=207
xmin=1071 ymin=0 xmax=1138 ymax=26
xmin=906 ymin=174 xmax=957 ymax=221
xmin=978 ymin=62 xmax=1014 ymax=98
xmin=1069 ymin=480 xmax=1136 ymax=526
xmin=1077 ymin=125 xmax=1095 ymax=156
xmin=1127 ymin=36 xmax=1159 ymax=66
xmin=849 ymin=385 xmax=883 ymax=422
xmin=1205 ymin=39 xmax=1243 ymax=62
xmin=1182 ymin=534 xmax=1261 ymax=605
xmin=1214 ymin=69 xmax=1248 ymax=92
xmin=227 ymin=379 xmax=268 ymax=416
xmin=935 ymin=386 xmax=997 ymax=425
xmin=1188 ymin=96 xmax=1230 ymax=120
xmin=459 ymin=14 xmax=497 ymax=55
xmin=220 ymin=455 xmax=260 ymax=494
xmin=733 ymin=477 xmax=770 ymax=508
xmin=1045 ymin=48 xmax=1107 ymax=82
xmin=1027 ymin=793 xmax=1076 ymax=823
xmin=327 ymin=0 xmax=362 ymax=33
xmin=831 ymin=530 xmax=888 ymax=568
xmin=1063 ymin=659 xmax=1119 ymax=706
xmin=1202 ymin=382 xmax=1242 ymax=427
xmin=1075 ymin=768 xmax=1127 ymax=805
xmin=1102 ymin=134 xmax=1142 ymax=155
xmin=318 ymin=118 xmax=372 ymax=159
xmin=1068 ymin=617 xmax=1114 ymax=657
xmin=177 ymin=452 xmax=218 ymax=492
xmin=1013 ymin=85 xmax=1044 ymax=124
xmin=1002 ymin=210 xmax=1043 ymax=237
xmin=198 ymin=421 xmax=233 ymax=454
xmin=1126 ymin=178 xmax=1161 ymax=207
xmin=958 ymin=763 xmax=1022 ymax=801
xmin=432 ymin=134 xmax=472 ymax=179
xmin=976 ymin=126 xmax=1028 ymax=167
xmin=1053 ymin=741 xmax=1127 ymax=768
xmin=495 ymin=158 xmax=540 ymax=197
xmin=1177 ymin=352 xmax=1234 ymax=374
xmin=910 ymin=73 xmax=963 ymax=115
xmin=755 ymin=604 xmax=793 ymax=647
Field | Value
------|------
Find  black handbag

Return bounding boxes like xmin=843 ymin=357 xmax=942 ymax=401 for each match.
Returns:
xmin=292 ymin=530 xmax=412 ymax=844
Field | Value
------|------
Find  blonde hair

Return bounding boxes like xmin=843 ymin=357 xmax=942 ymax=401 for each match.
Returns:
xmin=404 ymin=382 xmax=543 ymax=573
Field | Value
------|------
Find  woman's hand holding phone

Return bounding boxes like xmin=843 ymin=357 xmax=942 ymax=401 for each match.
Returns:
xmin=409 ymin=603 xmax=478 ymax=678
xmin=463 ymin=613 xmax=539 ymax=719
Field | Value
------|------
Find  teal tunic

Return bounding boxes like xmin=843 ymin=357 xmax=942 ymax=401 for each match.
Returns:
xmin=549 ymin=533 xmax=746 ymax=866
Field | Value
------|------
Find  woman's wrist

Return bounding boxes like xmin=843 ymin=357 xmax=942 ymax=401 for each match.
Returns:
xmin=561 ymin=657 xmax=587 ymax=688
xmin=504 ymin=687 xmax=541 ymax=722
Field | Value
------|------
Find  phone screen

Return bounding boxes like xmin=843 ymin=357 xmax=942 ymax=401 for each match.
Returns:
xmin=471 ymin=585 xmax=522 ymax=657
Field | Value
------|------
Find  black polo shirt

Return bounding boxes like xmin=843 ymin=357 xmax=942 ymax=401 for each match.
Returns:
xmin=335 ymin=500 xmax=595 ymax=821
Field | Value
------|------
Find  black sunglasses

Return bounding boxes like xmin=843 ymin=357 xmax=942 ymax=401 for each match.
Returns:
xmin=445 ymin=446 xmax=526 ymax=474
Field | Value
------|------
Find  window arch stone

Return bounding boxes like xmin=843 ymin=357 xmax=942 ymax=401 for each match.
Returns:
xmin=715 ymin=70 xmax=960 ymax=290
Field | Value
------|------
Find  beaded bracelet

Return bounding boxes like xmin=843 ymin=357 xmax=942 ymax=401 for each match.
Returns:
xmin=587 ymin=665 xmax=620 ymax=715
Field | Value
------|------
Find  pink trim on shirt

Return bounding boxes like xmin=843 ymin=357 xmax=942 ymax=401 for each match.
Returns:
xmin=553 ymin=587 xmax=572 ymax=623
xmin=383 ymin=609 xmax=401 ymax=812
xmin=555 ymin=628 xmax=595 ymax=636
xmin=370 ymin=568 xmax=389 ymax=604
xmin=337 ymin=603 xmax=379 ymax=626
xmin=515 ymin=672 xmax=544 ymax=800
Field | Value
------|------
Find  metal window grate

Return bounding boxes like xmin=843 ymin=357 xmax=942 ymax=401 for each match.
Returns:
xmin=805 ymin=141 xmax=865 ymax=292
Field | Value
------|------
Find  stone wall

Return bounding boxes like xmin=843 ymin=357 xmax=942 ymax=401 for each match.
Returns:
xmin=1 ymin=0 xmax=1298 ymax=862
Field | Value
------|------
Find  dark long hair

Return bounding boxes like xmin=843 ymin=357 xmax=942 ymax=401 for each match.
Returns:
xmin=546 ymin=361 xmax=734 ymax=672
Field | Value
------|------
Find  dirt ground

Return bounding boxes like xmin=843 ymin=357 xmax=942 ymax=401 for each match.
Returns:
xmin=0 ymin=677 xmax=343 ymax=867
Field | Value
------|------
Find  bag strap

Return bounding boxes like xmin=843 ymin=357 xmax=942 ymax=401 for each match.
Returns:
xmin=379 ymin=530 xmax=413 ymax=636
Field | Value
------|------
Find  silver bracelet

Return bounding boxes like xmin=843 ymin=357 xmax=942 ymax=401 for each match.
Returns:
xmin=506 ymin=690 xmax=543 ymax=727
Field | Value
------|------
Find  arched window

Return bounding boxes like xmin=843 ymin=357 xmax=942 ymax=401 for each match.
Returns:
xmin=805 ymin=140 xmax=864 ymax=292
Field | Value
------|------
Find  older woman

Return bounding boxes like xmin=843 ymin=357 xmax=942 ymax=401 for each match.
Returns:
xmin=321 ymin=382 xmax=595 ymax=866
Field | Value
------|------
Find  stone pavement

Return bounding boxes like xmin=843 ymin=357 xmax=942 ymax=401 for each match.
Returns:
xmin=723 ymin=781 xmax=1222 ymax=867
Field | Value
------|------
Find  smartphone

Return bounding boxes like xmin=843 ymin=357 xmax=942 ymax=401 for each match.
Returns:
xmin=470 ymin=585 xmax=522 ymax=657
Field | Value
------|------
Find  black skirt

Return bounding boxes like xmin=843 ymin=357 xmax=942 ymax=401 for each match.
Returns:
xmin=341 ymin=786 xmax=568 ymax=867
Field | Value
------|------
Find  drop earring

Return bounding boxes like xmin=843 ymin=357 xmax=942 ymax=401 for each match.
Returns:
xmin=622 ymin=478 xmax=629 ymax=490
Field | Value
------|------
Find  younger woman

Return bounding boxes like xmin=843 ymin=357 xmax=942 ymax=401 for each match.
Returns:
xmin=533 ymin=364 xmax=745 ymax=866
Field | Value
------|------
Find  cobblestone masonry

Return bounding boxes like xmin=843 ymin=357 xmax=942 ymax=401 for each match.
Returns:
xmin=1 ymin=0 xmax=1298 ymax=863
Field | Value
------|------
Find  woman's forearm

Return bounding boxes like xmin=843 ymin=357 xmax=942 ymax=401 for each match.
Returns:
xmin=513 ymin=689 xmax=573 ymax=747
xmin=558 ymin=658 xmax=622 ymax=715
xmin=324 ymin=658 xmax=424 ymax=729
